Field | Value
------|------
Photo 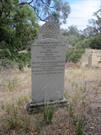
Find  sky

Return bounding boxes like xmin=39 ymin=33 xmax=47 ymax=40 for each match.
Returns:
xmin=62 ymin=0 xmax=101 ymax=30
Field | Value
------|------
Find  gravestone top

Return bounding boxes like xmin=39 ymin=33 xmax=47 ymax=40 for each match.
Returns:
xmin=40 ymin=18 xmax=60 ymax=39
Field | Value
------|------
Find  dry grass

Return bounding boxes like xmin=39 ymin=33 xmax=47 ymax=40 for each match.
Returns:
xmin=0 ymin=67 xmax=101 ymax=135
xmin=65 ymin=67 xmax=101 ymax=82
xmin=0 ymin=69 xmax=31 ymax=104
xmin=65 ymin=67 xmax=101 ymax=135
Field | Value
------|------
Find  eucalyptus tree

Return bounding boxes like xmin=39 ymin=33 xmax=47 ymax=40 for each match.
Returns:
xmin=83 ymin=7 xmax=101 ymax=49
xmin=0 ymin=0 xmax=39 ymax=61
xmin=19 ymin=0 xmax=71 ymax=23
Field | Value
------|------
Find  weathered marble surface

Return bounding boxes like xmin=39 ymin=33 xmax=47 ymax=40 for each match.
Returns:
xmin=31 ymin=20 xmax=65 ymax=103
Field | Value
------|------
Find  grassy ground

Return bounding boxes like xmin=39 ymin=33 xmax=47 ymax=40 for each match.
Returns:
xmin=0 ymin=67 xmax=101 ymax=135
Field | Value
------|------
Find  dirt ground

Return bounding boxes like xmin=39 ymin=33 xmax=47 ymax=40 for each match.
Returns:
xmin=0 ymin=67 xmax=101 ymax=135
xmin=65 ymin=68 xmax=101 ymax=135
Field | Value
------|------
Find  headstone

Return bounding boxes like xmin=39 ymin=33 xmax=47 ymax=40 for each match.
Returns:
xmin=31 ymin=19 xmax=65 ymax=105
xmin=91 ymin=49 xmax=101 ymax=68
xmin=81 ymin=49 xmax=101 ymax=68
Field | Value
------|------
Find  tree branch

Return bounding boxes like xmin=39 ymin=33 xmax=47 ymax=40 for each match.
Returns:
xmin=41 ymin=0 xmax=55 ymax=8
xmin=18 ymin=0 xmax=50 ymax=21
xmin=28 ymin=0 xmax=33 ymax=4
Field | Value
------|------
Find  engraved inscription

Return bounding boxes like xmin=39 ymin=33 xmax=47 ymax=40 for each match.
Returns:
xmin=32 ymin=41 xmax=65 ymax=75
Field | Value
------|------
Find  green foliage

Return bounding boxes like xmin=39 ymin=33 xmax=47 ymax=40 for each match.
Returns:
xmin=21 ymin=0 xmax=71 ymax=23
xmin=66 ymin=48 xmax=84 ymax=63
xmin=74 ymin=116 xmax=85 ymax=135
xmin=0 ymin=58 xmax=17 ymax=70
xmin=0 ymin=0 xmax=39 ymax=69
xmin=67 ymin=25 xmax=80 ymax=36
xmin=16 ymin=52 xmax=31 ymax=70
xmin=89 ymin=35 xmax=101 ymax=49
xmin=83 ymin=7 xmax=101 ymax=49
xmin=67 ymin=35 xmax=81 ymax=47
xmin=63 ymin=26 xmax=85 ymax=63
xmin=0 ymin=52 xmax=31 ymax=70
xmin=0 ymin=0 xmax=70 ymax=69
xmin=82 ymin=33 xmax=101 ymax=50
xmin=68 ymin=104 xmax=85 ymax=135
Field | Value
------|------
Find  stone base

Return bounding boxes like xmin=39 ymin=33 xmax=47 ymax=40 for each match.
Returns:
xmin=26 ymin=98 xmax=67 ymax=114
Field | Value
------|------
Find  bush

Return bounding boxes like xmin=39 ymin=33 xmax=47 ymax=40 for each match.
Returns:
xmin=0 ymin=51 xmax=31 ymax=70
xmin=0 ymin=58 xmax=17 ymax=70
xmin=66 ymin=48 xmax=85 ymax=63
xmin=16 ymin=52 xmax=31 ymax=70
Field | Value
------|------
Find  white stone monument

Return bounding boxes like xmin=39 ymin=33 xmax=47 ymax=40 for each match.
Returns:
xmin=27 ymin=18 xmax=66 ymax=110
